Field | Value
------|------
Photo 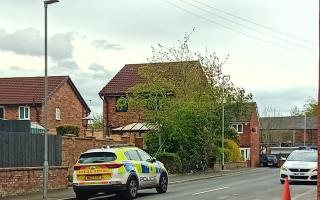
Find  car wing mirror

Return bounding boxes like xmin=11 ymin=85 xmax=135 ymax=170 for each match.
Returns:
xmin=280 ymin=157 xmax=286 ymax=161
xmin=148 ymin=157 xmax=157 ymax=163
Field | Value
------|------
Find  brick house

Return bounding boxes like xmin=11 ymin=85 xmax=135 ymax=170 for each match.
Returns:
xmin=260 ymin=116 xmax=317 ymax=148
xmin=99 ymin=62 xmax=260 ymax=167
xmin=99 ymin=61 xmax=203 ymax=133
xmin=231 ymin=102 xmax=260 ymax=167
xmin=0 ymin=76 xmax=91 ymax=131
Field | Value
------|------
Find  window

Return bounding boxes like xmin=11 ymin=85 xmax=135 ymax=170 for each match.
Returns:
xmin=240 ymin=148 xmax=250 ymax=161
xmin=125 ymin=150 xmax=141 ymax=161
xmin=0 ymin=106 xmax=4 ymax=119
xmin=19 ymin=106 xmax=30 ymax=120
xmin=138 ymin=150 xmax=152 ymax=161
xmin=55 ymin=108 xmax=61 ymax=120
xmin=78 ymin=152 xmax=117 ymax=164
xmin=116 ymin=97 xmax=128 ymax=112
xmin=232 ymin=124 xmax=243 ymax=134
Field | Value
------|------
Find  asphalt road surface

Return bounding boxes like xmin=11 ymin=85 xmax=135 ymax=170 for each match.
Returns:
xmin=89 ymin=168 xmax=316 ymax=200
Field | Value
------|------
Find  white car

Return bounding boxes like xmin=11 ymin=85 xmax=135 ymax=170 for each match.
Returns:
xmin=279 ymin=149 xmax=317 ymax=184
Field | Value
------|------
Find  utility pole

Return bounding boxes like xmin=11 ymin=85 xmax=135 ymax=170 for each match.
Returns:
xmin=304 ymin=114 xmax=306 ymax=146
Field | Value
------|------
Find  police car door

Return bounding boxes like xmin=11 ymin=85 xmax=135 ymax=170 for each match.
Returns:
xmin=137 ymin=149 xmax=157 ymax=186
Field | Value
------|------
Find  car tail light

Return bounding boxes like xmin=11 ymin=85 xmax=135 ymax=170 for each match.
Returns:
xmin=74 ymin=165 xmax=81 ymax=170
xmin=105 ymin=163 xmax=124 ymax=169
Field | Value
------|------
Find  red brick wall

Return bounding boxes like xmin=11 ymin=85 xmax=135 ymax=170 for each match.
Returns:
xmin=239 ymin=108 xmax=260 ymax=168
xmin=0 ymin=166 xmax=68 ymax=198
xmin=104 ymin=96 xmax=145 ymax=128
xmin=249 ymin=109 xmax=260 ymax=168
xmin=47 ymin=81 xmax=87 ymax=130
xmin=61 ymin=136 xmax=127 ymax=167
xmin=2 ymin=104 xmax=42 ymax=122
xmin=1 ymin=82 xmax=88 ymax=130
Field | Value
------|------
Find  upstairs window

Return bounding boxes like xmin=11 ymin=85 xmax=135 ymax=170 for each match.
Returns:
xmin=0 ymin=107 xmax=4 ymax=119
xmin=116 ymin=97 xmax=128 ymax=112
xmin=232 ymin=123 xmax=243 ymax=134
xmin=19 ymin=106 xmax=30 ymax=120
xmin=55 ymin=108 xmax=61 ymax=120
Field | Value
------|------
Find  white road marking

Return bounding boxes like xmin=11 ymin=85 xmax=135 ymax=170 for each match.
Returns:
xmin=191 ymin=186 xmax=229 ymax=196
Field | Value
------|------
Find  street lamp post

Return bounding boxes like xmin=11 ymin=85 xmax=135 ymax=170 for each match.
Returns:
xmin=221 ymin=75 xmax=229 ymax=171
xmin=222 ymin=83 xmax=225 ymax=170
xmin=43 ymin=1 xmax=59 ymax=199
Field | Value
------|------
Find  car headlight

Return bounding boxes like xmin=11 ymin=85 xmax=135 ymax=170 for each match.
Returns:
xmin=312 ymin=168 xmax=317 ymax=172
xmin=281 ymin=166 xmax=288 ymax=171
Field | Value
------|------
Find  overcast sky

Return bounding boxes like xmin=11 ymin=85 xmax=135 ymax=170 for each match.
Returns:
xmin=0 ymin=0 xmax=318 ymax=116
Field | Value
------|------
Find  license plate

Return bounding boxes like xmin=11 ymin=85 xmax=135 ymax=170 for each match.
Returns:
xmin=85 ymin=175 xmax=102 ymax=181
xmin=293 ymin=173 xmax=305 ymax=176
xmin=268 ymin=163 xmax=273 ymax=166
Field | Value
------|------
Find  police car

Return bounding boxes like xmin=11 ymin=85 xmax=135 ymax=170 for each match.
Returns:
xmin=72 ymin=146 xmax=168 ymax=200
xmin=279 ymin=148 xmax=317 ymax=184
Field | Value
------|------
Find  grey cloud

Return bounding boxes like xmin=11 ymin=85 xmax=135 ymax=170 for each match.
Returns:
xmin=88 ymin=63 xmax=113 ymax=80
xmin=49 ymin=33 xmax=74 ymax=61
xmin=0 ymin=27 xmax=74 ymax=61
xmin=50 ymin=59 xmax=79 ymax=75
xmin=0 ymin=27 xmax=42 ymax=56
xmin=9 ymin=66 xmax=24 ymax=71
xmin=93 ymin=39 xmax=123 ymax=50
xmin=254 ymin=87 xmax=317 ymax=116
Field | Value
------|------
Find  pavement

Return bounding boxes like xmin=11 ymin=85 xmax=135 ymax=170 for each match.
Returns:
xmin=5 ymin=167 xmax=255 ymax=200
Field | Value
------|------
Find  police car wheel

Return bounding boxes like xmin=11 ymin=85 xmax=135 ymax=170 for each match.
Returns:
xmin=118 ymin=177 xmax=138 ymax=200
xmin=75 ymin=191 xmax=89 ymax=200
xmin=156 ymin=174 xmax=168 ymax=194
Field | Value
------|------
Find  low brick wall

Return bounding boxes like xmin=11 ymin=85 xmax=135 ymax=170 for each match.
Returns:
xmin=0 ymin=166 xmax=68 ymax=198
xmin=213 ymin=162 xmax=248 ymax=171
xmin=61 ymin=136 xmax=128 ymax=167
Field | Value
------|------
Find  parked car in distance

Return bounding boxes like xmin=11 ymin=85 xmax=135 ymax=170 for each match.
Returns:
xmin=279 ymin=149 xmax=317 ymax=184
xmin=261 ymin=154 xmax=279 ymax=167
xmin=72 ymin=146 xmax=168 ymax=200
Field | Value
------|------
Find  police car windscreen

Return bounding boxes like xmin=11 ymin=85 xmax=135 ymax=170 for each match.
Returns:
xmin=78 ymin=152 xmax=117 ymax=164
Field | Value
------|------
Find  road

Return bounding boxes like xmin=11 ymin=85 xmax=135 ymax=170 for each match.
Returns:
xmin=90 ymin=168 xmax=316 ymax=200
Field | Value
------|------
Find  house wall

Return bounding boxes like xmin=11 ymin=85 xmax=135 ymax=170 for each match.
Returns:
xmin=1 ymin=104 xmax=42 ymax=123
xmin=0 ymin=82 xmax=88 ymax=130
xmin=238 ymin=109 xmax=260 ymax=168
xmin=103 ymin=96 xmax=145 ymax=129
xmin=47 ymin=81 xmax=87 ymax=130
xmin=0 ymin=166 xmax=68 ymax=198
xmin=249 ymin=109 xmax=260 ymax=168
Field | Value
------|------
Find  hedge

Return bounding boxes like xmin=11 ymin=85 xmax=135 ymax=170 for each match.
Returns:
xmin=56 ymin=125 xmax=80 ymax=136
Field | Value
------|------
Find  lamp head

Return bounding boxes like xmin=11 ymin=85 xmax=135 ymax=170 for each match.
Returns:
xmin=44 ymin=0 xmax=59 ymax=5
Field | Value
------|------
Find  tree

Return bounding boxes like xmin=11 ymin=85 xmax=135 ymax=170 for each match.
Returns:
xmin=303 ymin=98 xmax=317 ymax=117
xmin=89 ymin=113 xmax=103 ymax=130
xmin=289 ymin=106 xmax=302 ymax=116
xmin=123 ymin=32 xmax=252 ymax=172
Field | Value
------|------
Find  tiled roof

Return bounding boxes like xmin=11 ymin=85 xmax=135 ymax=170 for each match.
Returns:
xmin=99 ymin=61 xmax=200 ymax=96
xmin=0 ymin=76 xmax=90 ymax=112
xmin=260 ymin=116 xmax=317 ymax=130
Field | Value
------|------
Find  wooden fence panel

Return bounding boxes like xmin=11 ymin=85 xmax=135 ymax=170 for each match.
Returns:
xmin=0 ymin=132 xmax=62 ymax=167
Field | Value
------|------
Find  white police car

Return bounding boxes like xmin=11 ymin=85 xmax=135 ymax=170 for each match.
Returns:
xmin=279 ymin=148 xmax=317 ymax=184
xmin=72 ymin=146 xmax=168 ymax=200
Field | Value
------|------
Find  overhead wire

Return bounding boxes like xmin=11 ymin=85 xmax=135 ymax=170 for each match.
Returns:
xmin=161 ymin=0 xmax=317 ymax=55
xmin=191 ymin=0 xmax=316 ymax=45
xmin=179 ymin=0 xmax=316 ymax=52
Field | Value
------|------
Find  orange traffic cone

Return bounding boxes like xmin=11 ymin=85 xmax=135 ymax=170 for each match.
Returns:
xmin=282 ymin=177 xmax=291 ymax=200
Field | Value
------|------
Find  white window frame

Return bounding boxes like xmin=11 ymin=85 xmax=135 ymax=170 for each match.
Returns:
xmin=232 ymin=123 xmax=244 ymax=134
xmin=0 ymin=106 xmax=4 ymax=119
xmin=240 ymin=148 xmax=250 ymax=161
xmin=55 ymin=108 xmax=61 ymax=120
xmin=19 ymin=106 xmax=30 ymax=120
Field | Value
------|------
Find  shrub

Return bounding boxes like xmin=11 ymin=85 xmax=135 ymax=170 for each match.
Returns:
xmin=224 ymin=139 xmax=242 ymax=162
xmin=156 ymin=152 xmax=182 ymax=174
xmin=56 ymin=125 xmax=80 ymax=136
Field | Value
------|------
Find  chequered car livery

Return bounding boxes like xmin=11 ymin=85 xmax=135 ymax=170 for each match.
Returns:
xmin=72 ymin=146 xmax=168 ymax=200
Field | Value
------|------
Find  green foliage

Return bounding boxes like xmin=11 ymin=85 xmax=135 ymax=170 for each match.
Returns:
xmin=126 ymin=32 xmax=252 ymax=172
xmin=89 ymin=113 xmax=103 ymax=129
xmin=156 ymin=152 xmax=182 ymax=173
xmin=224 ymin=139 xmax=242 ymax=162
xmin=56 ymin=124 xmax=80 ymax=136
xmin=116 ymin=96 xmax=128 ymax=111
xmin=303 ymin=98 xmax=317 ymax=117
